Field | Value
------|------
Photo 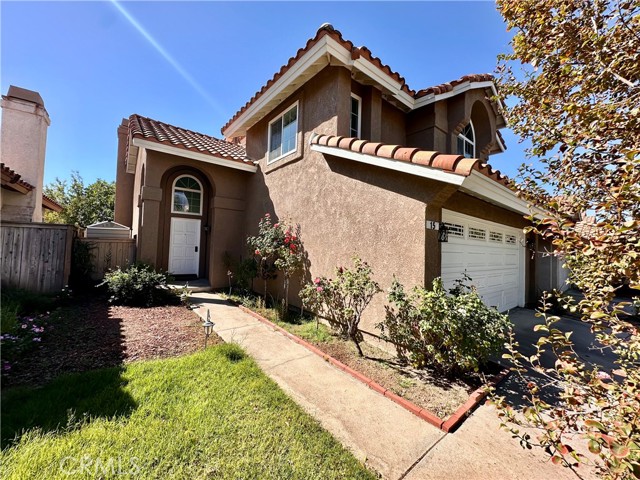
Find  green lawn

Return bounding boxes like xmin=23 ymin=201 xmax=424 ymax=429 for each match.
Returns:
xmin=1 ymin=343 xmax=375 ymax=480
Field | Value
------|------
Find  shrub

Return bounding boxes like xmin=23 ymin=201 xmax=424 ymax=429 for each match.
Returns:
xmin=222 ymin=252 xmax=258 ymax=293
xmin=69 ymin=240 xmax=95 ymax=290
xmin=100 ymin=263 xmax=176 ymax=307
xmin=300 ymin=257 xmax=380 ymax=356
xmin=379 ymin=277 xmax=511 ymax=374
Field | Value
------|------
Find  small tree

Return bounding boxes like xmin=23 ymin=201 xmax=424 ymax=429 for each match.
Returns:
xmin=300 ymin=257 xmax=380 ymax=356
xmin=274 ymin=223 xmax=304 ymax=316
xmin=493 ymin=0 xmax=640 ymax=476
xmin=44 ymin=172 xmax=115 ymax=227
xmin=247 ymin=214 xmax=280 ymax=305
xmin=247 ymin=214 xmax=304 ymax=311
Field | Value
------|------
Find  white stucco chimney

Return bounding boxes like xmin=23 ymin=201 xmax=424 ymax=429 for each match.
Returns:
xmin=1 ymin=86 xmax=51 ymax=221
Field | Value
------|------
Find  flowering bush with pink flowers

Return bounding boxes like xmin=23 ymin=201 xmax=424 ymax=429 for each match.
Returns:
xmin=299 ymin=257 xmax=380 ymax=356
xmin=247 ymin=214 xmax=304 ymax=312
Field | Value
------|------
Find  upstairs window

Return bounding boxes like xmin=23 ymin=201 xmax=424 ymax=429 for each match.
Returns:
xmin=172 ymin=175 xmax=202 ymax=215
xmin=268 ymin=103 xmax=298 ymax=163
xmin=457 ymin=121 xmax=475 ymax=158
xmin=350 ymin=93 xmax=361 ymax=138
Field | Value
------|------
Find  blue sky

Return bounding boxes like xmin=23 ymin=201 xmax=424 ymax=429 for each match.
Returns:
xmin=1 ymin=1 xmax=528 ymax=186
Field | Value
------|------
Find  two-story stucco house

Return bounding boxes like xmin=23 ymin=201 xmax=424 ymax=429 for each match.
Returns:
xmin=114 ymin=24 xmax=561 ymax=334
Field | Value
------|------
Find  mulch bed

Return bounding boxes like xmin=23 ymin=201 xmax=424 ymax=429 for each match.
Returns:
xmin=2 ymin=294 xmax=221 ymax=389
xmin=313 ymin=340 xmax=481 ymax=418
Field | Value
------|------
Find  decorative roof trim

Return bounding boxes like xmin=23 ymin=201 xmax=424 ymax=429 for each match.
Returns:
xmin=132 ymin=138 xmax=257 ymax=173
xmin=1 ymin=163 xmax=35 ymax=194
xmin=222 ymin=24 xmax=503 ymax=138
xmin=309 ymin=133 xmax=536 ymax=216
xmin=311 ymin=143 xmax=465 ymax=186
xmin=309 ymin=133 xmax=510 ymax=186
xmin=42 ymin=194 xmax=63 ymax=212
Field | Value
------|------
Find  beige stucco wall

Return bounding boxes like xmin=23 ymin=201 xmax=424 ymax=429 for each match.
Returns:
xmin=1 ymin=91 xmax=50 ymax=222
xmin=243 ymin=65 xmax=464 ymax=334
xmin=132 ymin=149 xmax=252 ymax=288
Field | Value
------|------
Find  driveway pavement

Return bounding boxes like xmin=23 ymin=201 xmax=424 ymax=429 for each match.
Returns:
xmin=191 ymin=293 xmax=596 ymax=480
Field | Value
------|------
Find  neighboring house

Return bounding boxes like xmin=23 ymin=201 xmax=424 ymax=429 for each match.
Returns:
xmin=115 ymin=24 xmax=560 ymax=332
xmin=0 ymin=86 xmax=62 ymax=221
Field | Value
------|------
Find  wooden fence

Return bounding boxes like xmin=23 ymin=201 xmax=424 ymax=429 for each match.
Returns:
xmin=77 ymin=238 xmax=136 ymax=280
xmin=1 ymin=222 xmax=75 ymax=293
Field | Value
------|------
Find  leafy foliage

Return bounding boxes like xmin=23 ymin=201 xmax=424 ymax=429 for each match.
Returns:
xmin=246 ymin=214 xmax=304 ymax=313
xmin=44 ymin=171 xmax=115 ymax=227
xmin=100 ymin=264 xmax=176 ymax=308
xmin=493 ymin=0 xmax=640 ymax=476
xmin=69 ymin=239 xmax=95 ymax=290
xmin=299 ymin=257 xmax=380 ymax=356
xmin=222 ymin=252 xmax=257 ymax=293
xmin=379 ymin=278 xmax=511 ymax=374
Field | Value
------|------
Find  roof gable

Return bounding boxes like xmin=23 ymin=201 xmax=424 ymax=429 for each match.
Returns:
xmin=222 ymin=24 xmax=504 ymax=138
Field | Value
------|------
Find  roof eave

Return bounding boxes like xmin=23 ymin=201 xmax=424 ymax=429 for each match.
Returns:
xmin=132 ymin=138 xmax=257 ymax=173
xmin=222 ymin=36 xmax=415 ymax=139
xmin=460 ymin=171 xmax=543 ymax=217
xmin=310 ymin=143 xmax=466 ymax=186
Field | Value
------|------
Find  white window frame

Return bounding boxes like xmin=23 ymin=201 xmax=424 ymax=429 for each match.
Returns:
xmin=267 ymin=101 xmax=299 ymax=164
xmin=457 ymin=120 xmax=476 ymax=158
xmin=350 ymin=93 xmax=362 ymax=138
xmin=171 ymin=175 xmax=203 ymax=216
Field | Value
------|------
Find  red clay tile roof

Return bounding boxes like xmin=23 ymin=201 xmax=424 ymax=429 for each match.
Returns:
xmin=1 ymin=163 xmax=35 ymax=192
xmin=129 ymin=114 xmax=248 ymax=163
xmin=42 ymin=194 xmax=63 ymax=212
xmin=413 ymin=73 xmax=495 ymax=98
xmin=310 ymin=134 xmax=510 ymax=187
xmin=222 ymin=24 xmax=502 ymax=135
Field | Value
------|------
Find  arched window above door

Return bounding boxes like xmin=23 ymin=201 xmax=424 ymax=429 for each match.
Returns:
xmin=172 ymin=175 xmax=203 ymax=215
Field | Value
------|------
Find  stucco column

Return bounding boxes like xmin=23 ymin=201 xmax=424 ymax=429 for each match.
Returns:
xmin=137 ymin=186 xmax=162 ymax=266
xmin=363 ymin=87 xmax=382 ymax=142
xmin=114 ymin=118 xmax=134 ymax=227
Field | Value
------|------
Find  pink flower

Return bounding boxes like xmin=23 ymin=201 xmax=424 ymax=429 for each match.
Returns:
xmin=316 ymin=286 xmax=323 ymax=292
xmin=255 ymin=249 xmax=261 ymax=255
xmin=314 ymin=277 xmax=321 ymax=285
xmin=21 ymin=324 xmax=27 ymax=329
xmin=274 ymin=223 xmax=279 ymax=228
xmin=264 ymin=213 xmax=270 ymax=217
xmin=33 ymin=337 xmax=41 ymax=342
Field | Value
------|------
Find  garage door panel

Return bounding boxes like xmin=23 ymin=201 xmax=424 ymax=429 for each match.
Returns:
xmin=442 ymin=210 xmax=524 ymax=312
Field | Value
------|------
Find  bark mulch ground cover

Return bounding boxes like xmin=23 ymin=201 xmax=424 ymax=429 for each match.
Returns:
xmin=2 ymin=294 xmax=221 ymax=389
xmin=230 ymin=297 xmax=500 ymax=419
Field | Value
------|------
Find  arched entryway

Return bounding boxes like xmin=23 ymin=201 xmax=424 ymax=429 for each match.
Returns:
xmin=159 ymin=167 xmax=213 ymax=278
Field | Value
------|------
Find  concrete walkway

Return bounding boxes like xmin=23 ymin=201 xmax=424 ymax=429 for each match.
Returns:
xmin=191 ymin=293 xmax=593 ymax=480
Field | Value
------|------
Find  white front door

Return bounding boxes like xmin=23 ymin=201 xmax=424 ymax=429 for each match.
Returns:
xmin=168 ymin=217 xmax=200 ymax=275
xmin=441 ymin=210 xmax=525 ymax=312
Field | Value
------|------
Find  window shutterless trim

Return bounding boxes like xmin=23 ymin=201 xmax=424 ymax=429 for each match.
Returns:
xmin=457 ymin=120 xmax=475 ymax=158
xmin=350 ymin=93 xmax=362 ymax=138
xmin=267 ymin=101 xmax=299 ymax=164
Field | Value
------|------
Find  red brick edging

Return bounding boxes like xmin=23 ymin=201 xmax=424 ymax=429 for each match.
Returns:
xmin=236 ymin=303 xmax=509 ymax=433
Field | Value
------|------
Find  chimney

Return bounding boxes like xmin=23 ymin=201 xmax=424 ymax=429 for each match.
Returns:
xmin=1 ymin=86 xmax=51 ymax=222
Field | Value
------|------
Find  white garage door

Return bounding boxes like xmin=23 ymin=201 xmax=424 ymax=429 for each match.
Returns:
xmin=441 ymin=210 xmax=525 ymax=312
